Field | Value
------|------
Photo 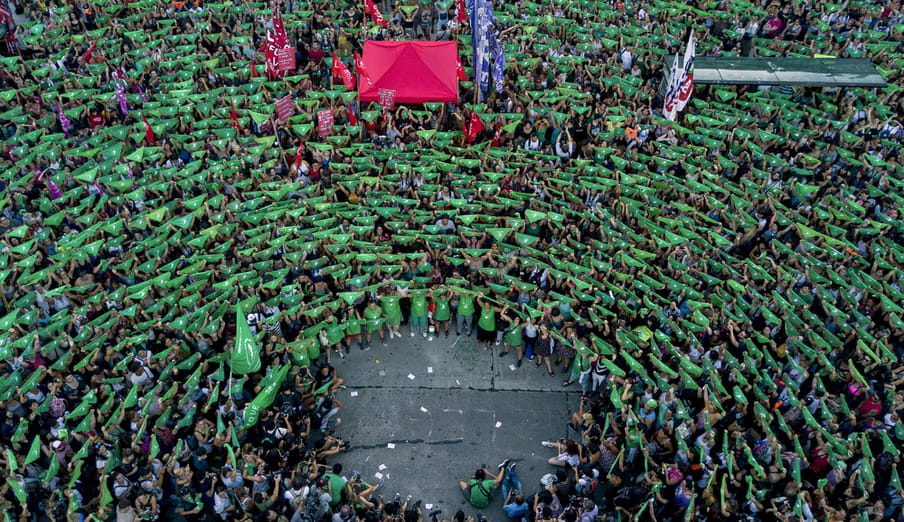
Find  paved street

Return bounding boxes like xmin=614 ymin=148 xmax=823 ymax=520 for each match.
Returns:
xmin=325 ymin=330 xmax=583 ymax=520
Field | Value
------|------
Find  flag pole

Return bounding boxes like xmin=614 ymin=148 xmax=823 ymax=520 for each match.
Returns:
xmin=227 ymin=366 xmax=233 ymax=402
xmin=269 ymin=112 xmax=291 ymax=173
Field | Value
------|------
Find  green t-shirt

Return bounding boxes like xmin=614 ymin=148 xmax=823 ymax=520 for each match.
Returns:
xmin=364 ymin=305 xmax=383 ymax=325
xmin=433 ymin=298 xmax=451 ymax=321
xmin=478 ymin=305 xmax=495 ymax=331
xmin=324 ymin=473 xmax=346 ymax=506
xmin=411 ymin=294 xmax=428 ymax=317
xmin=345 ymin=317 xmax=362 ymax=335
xmin=326 ymin=320 xmax=344 ymax=345
xmin=293 ymin=337 xmax=316 ymax=366
xmin=458 ymin=295 xmax=475 ymax=316
xmin=381 ymin=295 xmax=402 ymax=319
xmin=505 ymin=324 xmax=523 ymax=345
xmin=467 ymin=478 xmax=495 ymax=508
xmin=625 ymin=427 xmax=643 ymax=449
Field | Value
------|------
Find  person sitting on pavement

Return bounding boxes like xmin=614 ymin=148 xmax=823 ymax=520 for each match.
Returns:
xmin=501 ymin=461 xmax=528 ymax=522
xmin=458 ymin=461 xmax=509 ymax=509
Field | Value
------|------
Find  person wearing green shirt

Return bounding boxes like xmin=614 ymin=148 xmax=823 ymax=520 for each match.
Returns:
xmin=500 ymin=309 xmax=524 ymax=363
xmin=324 ymin=464 xmax=347 ymax=507
xmin=476 ymin=294 xmax=499 ymax=351
xmin=342 ymin=306 xmax=364 ymax=352
xmin=458 ymin=467 xmax=504 ymax=509
xmin=455 ymin=291 xmax=475 ymax=337
xmin=624 ymin=420 xmax=644 ymax=465
xmin=363 ymin=300 xmax=385 ymax=349
xmin=323 ymin=313 xmax=345 ymax=363
xmin=408 ymin=290 xmax=429 ymax=338
xmin=380 ymin=292 xmax=403 ymax=339
xmin=431 ymin=289 xmax=452 ymax=338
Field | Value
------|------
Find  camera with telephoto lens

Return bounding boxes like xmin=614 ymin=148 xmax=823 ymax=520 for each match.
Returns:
xmin=372 ymin=135 xmax=393 ymax=149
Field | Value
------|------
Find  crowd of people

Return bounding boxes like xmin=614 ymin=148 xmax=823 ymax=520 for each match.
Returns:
xmin=0 ymin=0 xmax=903 ymax=520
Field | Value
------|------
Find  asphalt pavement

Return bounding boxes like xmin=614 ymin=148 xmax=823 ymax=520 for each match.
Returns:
xmin=325 ymin=329 xmax=583 ymax=521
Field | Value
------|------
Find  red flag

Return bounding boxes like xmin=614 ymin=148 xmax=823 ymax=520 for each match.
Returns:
xmin=456 ymin=0 xmax=468 ymax=25
xmin=348 ymin=104 xmax=357 ymax=126
xmin=464 ymin=111 xmax=484 ymax=144
xmin=263 ymin=9 xmax=294 ymax=80
xmin=354 ymin=51 xmax=373 ymax=87
xmin=81 ymin=42 xmax=96 ymax=62
xmin=272 ymin=7 xmax=288 ymax=47
xmin=492 ymin=125 xmax=501 ymax=147
xmin=143 ymin=115 xmax=156 ymax=146
xmin=264 ymin=32 xmax=280 ymax=79
xmin=230 ymin=103 xmax=240 ymax=132
xmin=456 ymin=54 xmax=468 ymax=81
xmin=250 ymin=55 xmax=259 ymax=78
xmin=363 ymin=0 xmax=389 ymax=27
xmin=331 ymin=53 xmax=356 ymax=91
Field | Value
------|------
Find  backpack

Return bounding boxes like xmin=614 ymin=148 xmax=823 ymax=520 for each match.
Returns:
xmin=575 ymin=477 xmax=597 ymax=496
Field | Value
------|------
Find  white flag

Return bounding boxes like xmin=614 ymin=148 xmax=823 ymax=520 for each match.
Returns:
xmin=675 ymin=29 xmax=695 ymax=113
xmin=662 ymin=51 xmax=682 ymax=121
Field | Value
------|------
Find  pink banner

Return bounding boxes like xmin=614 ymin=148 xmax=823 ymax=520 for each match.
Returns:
xmin=275 ymin=95 xmax=295 ymax=121
xmin=378 ymin=88 xmax=396 ymax=111
xmin=317 ymin=109 xmax=334 ymax=137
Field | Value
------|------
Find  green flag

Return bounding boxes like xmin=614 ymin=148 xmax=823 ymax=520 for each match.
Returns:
xmin=6 ymin=478 xmax=26 ymax=504
xmin=100 ymin=480 xmax=113 ymax=508
xmin=231 ymin=304 xmax=261 ymax=374
xmin=24 ymin=438 xmax=41 ymax=466
xmin=243 ymin=363 xmax=291 ymax=427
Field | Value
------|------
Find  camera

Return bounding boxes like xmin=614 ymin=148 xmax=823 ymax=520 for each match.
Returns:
xmin=372 ymin=135 xmax=393 ymax=149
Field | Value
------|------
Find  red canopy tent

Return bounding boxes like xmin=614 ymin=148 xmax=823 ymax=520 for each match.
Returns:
xmin=358 ymin=41 xmax=459 ymax=104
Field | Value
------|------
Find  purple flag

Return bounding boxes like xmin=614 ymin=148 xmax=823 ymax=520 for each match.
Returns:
xmin=55 ymin=103 xmax=71 ymax=138
xmin=37 ymin=170 xmax=63 ymax=200
xmin=137 ymin=85 xmax=148 ymax=103
xmin=115 ymin=81 xmax=129 ymax=115
xmin=47 ymin=179 xmax=63 ymax=200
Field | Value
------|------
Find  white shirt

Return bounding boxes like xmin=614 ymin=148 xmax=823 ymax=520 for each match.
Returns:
xmin=619 ymin=48 xmax=633 ymax=69
xmin=214 ymin=492 xmax=233 ymax=517
xmin=285 ymin=487 xmax=306 ymax=507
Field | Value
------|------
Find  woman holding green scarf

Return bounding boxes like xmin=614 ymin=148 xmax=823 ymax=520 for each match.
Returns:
xmin=455 ymin=290 xmax=475 ymax=337
xmin=322 ymin=312 xmax=346 ymax=363
xmin=363 ymin=300 xmax=386 ymax=349
xmin=380 ymin=290 xmax=404 ymax=339
xmin=408 ymin=289 xmax=429 ymax=338
xmin=475 ymin=294 xmax=499 ymax=352
xmin=342 ymin=306 xmax=364 ymax=352
xmin=500 ymin=308 xmax=525 ymax=365
xmin=430 ymin=288 xmax=452 ymax=339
